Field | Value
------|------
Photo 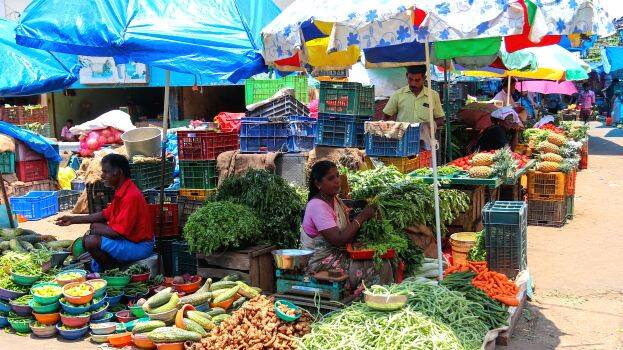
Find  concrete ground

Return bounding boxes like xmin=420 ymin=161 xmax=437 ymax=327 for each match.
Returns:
xmin=0 ymin=122 xmax=621 ymax=349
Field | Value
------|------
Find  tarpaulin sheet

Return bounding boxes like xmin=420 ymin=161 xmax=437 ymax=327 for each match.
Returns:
xmin=0 ymin=19 xmax=79 ymax=97
xmin=0 ymin=121 xmax=61 ymax=161
xmin=16 ymin=0 xmax=280 ymax=83
xmin=602 ymin=47 xmax=623 ymax=75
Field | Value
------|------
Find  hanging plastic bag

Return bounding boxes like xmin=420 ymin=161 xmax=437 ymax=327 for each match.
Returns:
xmin=57 ymin=167 xmax=76 ymax=190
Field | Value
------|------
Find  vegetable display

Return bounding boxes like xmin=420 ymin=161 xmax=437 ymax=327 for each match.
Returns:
xmin=471 ymin=270 xmax=519 ymax=306
xmin=183 ymin=201 xmax=262 ymax=256
xmin=467 ymin=230 xmax=486 ymax=262
xmin=343 ymin=166 xmax=405 ymax=199
xmin=211 ymin=169 xmax=304 ymax=248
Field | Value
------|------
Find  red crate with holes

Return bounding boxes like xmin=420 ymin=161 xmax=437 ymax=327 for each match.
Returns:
xmin=148 ymin=204 xmax=179 ymax=237
xmin=565 ymin=170 xmax=577 ymax=195
xmin=177 ymin=130 xmax=239 ymax=160
xmin=16 ymin=159 xmax=49 ymax=182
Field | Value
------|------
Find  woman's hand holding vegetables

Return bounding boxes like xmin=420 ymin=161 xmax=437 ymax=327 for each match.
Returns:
xmin=359 ymin=206 xmax=377 ymax=222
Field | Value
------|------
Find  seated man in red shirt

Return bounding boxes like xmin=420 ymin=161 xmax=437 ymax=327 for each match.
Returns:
xmin=56 ymin=154 xmax=154 ymax=271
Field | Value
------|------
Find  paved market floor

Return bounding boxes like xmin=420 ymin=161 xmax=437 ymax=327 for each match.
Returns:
xmin=1 ymin=122 xmax=622 ymax=349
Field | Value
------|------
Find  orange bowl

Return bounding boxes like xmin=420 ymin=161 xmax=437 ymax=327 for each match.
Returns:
xmin=210 ymin=296 xmax=235 ymax=310
xmin=62 ymin=282 xmax=94 ymax=305
xmin=175 ymin=304 xmax=195 ymax=329
xmin=172 ymin=276 xmax=202 ymax=294
xmin=108 ymin=332 xmax=133 ymax=347
xmin=33 ymin=312 xmax=60 ymax=325
xmin=155 ymin=342 xmax=184 ymax=350
xmin=132 ymin=333 xmax=156 ymax=350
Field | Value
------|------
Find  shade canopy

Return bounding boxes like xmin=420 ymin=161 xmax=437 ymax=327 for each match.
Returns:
xmin=15 ymin=0 xmax=281 ymax=82
xmin=0 ymin=18 xmax=79 ymax=97
xmin=515 ymin=80 xmax=578 ymax=95
xmin=602 ymin=46 xmax=623 ymax=75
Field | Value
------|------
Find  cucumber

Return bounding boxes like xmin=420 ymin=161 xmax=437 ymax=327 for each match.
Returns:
xmin=186 ymin=311 xmax=215 ymax=331
xmin=45 ymin=240 xmax=73 ymax=250
xmin=143 ymin=287 xmax=173 ymax=311
xmin=212 ymin=286 xmax=239 ymax=304
xmin=19 ymin=240 xmax=34 ymax=251
xmin=179 ymin=291 xmax=213 ymax=306
xmin=0 ymin=241 xmax=10 ymax=251
xmin=221 ymin=273 xmax=241 ymax=282
xmin=236 ymin=281 xmax=259 ymax=299
xmin=149 ymin=293 xmax=179 ymax=314
xmin=132 ymin=320 xmax=166 ymax=334
xmin=147 ymin=327 xmax=201 ymax=343
xmin=210 ymin=280 xmax=237 ymax=291
xmin=206 ymin=307 xmax=226 ymax=317
xmin=16 ymin=234 xmax=43 ymax=244
xmin=195 ymin=278 xmax=212 ymax=294
xmin=9 ymin=239 xmax=25 ymax=253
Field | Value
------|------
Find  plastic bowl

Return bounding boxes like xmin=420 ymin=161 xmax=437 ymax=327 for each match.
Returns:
xmin=102 ymin=275 xmax=131 ymax=288
xmin=63 ymin=282 xmax=94 ymax=305
xmin=172 ymin=276 xmax=202 ymax=294
xmin=30 ymin=322 xmax=57 ymax=338
xmin=10 ymin=269 xmax=41 ymax=286
xmin=274 ymin=300 xmax=302 ymax=322
xmin=56 ymin=323 xmax=89 ymax=340
xmin=105 ymin=291 xmax=124 ymax=307
xmin=32 ymin=312 xmax=60 ymax=325
xmin=90 ymin=332 xmax=110 ymax=344
xmin=59 ymin=298 xmax=91 ymax=315
xmin=8 ymin=318 xmax=32 ymax=333
xmin=363 ymin=291 xmax=407 ymax=311
xmin=30 ymin=282 xmax=63 ymax=305
xmin=131 ymin=272 xmax=150 ymax=283
xmin=130 ymin=305 xmax=148 ymax=318
xmin=90 ymin=296 xmax=106 ymax=311
xmin=115 ymin=310 xmax=135 ymax=324
xmin=61 ymin=312 xmax=90 ymax=328
xmin=146 ymin=307 xmax=178 ymax=323
xmin=54 ymin=269 xmax=87 ymax=286
xmin=124 ymin=317 xmax=150 ymax=332
xmin=0 ymin=300 xmax=10 ymax=313
xmin=90 ymin=321 xmax=117 ymax=335
xmin=29 ymin=299 xmax=59 ymax=314
xmin=109 ymin=332 xmax=133 ymax=347
xmin=90 ymin=302 xmax=109 ymax=320
xmin=133 ymin=333 xmax=156 ymax=349
xmin=155 ymin=342 xmax=184 ymax=350
xmin=86 ymin=279 xmax=108 ymax=299
xmin=0 ymin=314 xmax=9 ymax=328
xmin=90 ymin=312 xmax=114 ymax=324
xmin=10 ymin=300 xmax=33 ymax=317
xmin=0 ymin=287 xmax=27 ymax=301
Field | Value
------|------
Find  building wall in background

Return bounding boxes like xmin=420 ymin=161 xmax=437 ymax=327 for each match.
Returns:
xmin=2 ymin=0 xmax=29 ymax=19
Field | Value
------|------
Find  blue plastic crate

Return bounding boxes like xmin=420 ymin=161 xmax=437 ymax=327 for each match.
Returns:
xmin=364 ymin=123 xmax=420 ymax=157
xmin=315 ymin=113 xmax=369 ymax=148
xmin=240 ymin=116 xmax=316 ymax=153
xmin=10 ymin=191 xmax=59 ymax=220
xmin=240 ymin=135 xmax=288 ymax=153
xmin=287 ymin=136 xmax=315 ymax=152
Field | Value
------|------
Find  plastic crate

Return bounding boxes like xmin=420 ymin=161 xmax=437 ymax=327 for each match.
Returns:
xmin=179 ymin=189 xmax=214 ymax=202
xmin=15 ymin=141 xmax=43 ymax=161
xmin=178 ymin=197 xmax=204 ymax=229
xmin=579 ymin=142 xmax=588 ymax=170
xmin=482 ymin=201 xmax=528 ymax=278
xmin=246 ymin=95 xmax=310 ymax=119
xmin=148 ymin=203 xmax=179 ymax=237
xmin=526 ymin=171 xmax=566 ymax=200
xmin=240 ymin=116 xmax=316 ymax=153
xmin=319 ymin=82 xmax=374 ymax=116
xmin=71 ymin=179 xmax=86 ymax=192
xmin=566 ymin=195 xmax=574 ymax=220
xmin=9 ymin=191 xmax=58 ymax=221
xmin=527 ymin=198 xmax=567 ymax=227
xmin=172 ymin=240 xmax=197 ymax=275
xmin=86 ymin=182 xmax=115 ymax=214
xmin=0 ymin=152 xmax=15 ymax=174
xmin=364 ymin=122 xmax=421 ymax=157
xmin=179 ymin=160 xmax=218 ymax=190
xmin=315 ymin=113 xmax=369 ymax=148
xmin=130 ymin=157 xmax=175 ymax=191
xmin=245 ymin=75 xmax=308 ymax=105
xmin=1 ymin=106 xmax=48 ymax=125
xmin=12 ymin=179 xmax=58 ymax=197
xmin=57 ymin=189 xmax=80 ymax=211
xmin=16 ymin=159 xmax=49 ymax=182
xmin=565 ymin=170 xmax=577 ymax=195
xmin=143 ymin=188 xmax=180 ymax=204
xmin=365 ymin=156 xmax=420 ymax=174
xmin=177 ymin=130 xmax=239 ymax=160
xmin=156 ymin=238 xmax=177 ymax=276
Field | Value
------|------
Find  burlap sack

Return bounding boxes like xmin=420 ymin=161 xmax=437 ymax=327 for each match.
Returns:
xmin=216 ymin=151 xmax=278 ymax=184
xmin=0 ymin=135 xmax=15 ymax=153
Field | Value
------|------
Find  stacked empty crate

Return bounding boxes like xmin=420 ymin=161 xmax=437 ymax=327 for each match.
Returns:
xmin=526 ymin=170 xmax=574 ymax=227
xmin=363 ymin=119 xmax=422 ymax=174
xmin=316 ymin=82 xmax=374 ymax=149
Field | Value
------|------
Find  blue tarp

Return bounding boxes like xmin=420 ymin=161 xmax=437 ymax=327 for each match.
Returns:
xmin=15 ymin=0 xmax=281 ymax=82
xmin=0 ymin=122 xmax=61 ymax=162
xmin=0 ymin=19 xmax=79 ymax=97
xmin=602 ymin=47 xmax=623 ymax=75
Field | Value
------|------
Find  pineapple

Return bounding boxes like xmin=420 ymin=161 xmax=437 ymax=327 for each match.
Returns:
xmin=536 ymin=161 xmax=560 ymax=173
xmin=470 ymin=153 xmax=494 ymax=166
xmin=547 ymin=133 xmax=567 ymax=147
xmin=537 ymin=141 xmax=560 ymax=155
xmin=540 ymin=153 xmax=563 ymax=163
xmin=468 ymin=166 xmax=493 ymax=178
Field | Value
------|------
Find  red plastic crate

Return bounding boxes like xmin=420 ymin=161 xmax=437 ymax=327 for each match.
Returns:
xmin=579 ymin=142 xmax=588 ymax=170
xmin=565 ymin=170 xmax=576 ymax=195
xmin=16 ymin=159 xmax=49 ymax=182
xmin=177 ymin=130 xmax=239 ymax=160
xmin=148 ymin=203 xmax=179 ymax=237
xmin=346 ymin=244 xmax=395 ymax=260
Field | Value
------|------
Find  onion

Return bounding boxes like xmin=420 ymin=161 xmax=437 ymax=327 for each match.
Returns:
xmin=101 ymin=129 xmax=111 ymax=137
xmin=106 ymin=136 xmax=115 ymax=144
xmin=98 ymin=135 xmax=107 ymax=145
xmin=86 ymin=138 xmax=99 ymax=150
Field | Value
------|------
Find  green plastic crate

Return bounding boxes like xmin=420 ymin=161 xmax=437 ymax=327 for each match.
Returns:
xmin=172 ymin=240 xmax=197 ymax=275
xmin=245 ymin=75 xmax=308 ymax=105
xmin=566 ymin=195 xmax=574 ymax=220
xmin=179 ymin=160 xmax=218 ymax=189
xmin=319 ymin=82 xmax=375 ymax=116
xmin=130 ymin=157 xmax=175 ymax=191
xmin=0 ymin=152 xmax=15 ymax=174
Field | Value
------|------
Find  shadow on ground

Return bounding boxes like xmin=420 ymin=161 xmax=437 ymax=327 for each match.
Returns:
xmin=504 ymin=302 xmax=563 ymax=350
xmin=588 ymin=135 xmax=623 ymax=155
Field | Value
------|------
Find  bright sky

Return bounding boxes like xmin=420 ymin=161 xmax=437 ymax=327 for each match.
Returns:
xmin=603 ymin=1 xmax=623 ymax=19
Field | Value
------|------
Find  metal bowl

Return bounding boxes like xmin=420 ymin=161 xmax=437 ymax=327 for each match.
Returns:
xmin=363 ymin=292 xmax=407 ymax=312
xmin=271 ymin=249 xmax=314 ymax=270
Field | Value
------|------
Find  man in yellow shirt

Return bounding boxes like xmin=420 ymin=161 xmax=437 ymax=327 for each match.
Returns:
xmin=383 ymin=65 xmax=444 ymax=150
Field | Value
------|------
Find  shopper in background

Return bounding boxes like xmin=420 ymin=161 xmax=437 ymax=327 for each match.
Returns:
xmin=577 ymin=83 xmax=596 ymax=124
xmin=60 ymin=119 xmax=78 ymax=141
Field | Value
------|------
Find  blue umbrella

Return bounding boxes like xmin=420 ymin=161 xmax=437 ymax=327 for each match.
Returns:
xmin=0 ymin=18 xmax=79 ymax=97
xmin=15 ymin=0 xmax=280 ymax=83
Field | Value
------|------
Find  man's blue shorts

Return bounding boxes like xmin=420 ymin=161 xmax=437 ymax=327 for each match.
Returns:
xmin=91 ymin=237 xmax=154 ymax=272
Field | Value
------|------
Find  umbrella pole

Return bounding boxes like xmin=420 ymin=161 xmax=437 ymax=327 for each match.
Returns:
xmin=443 ymin=59 xmax=450 ymax=163
xmin=424 ymin=41 xmax=444 ymax=281
xmin=157 ymin=70 xmax=171 ymax=275
xmin=507 ymin=76 xmax=511 ymax=106
xmin=0 ymin=173 xmax=15 ymax=229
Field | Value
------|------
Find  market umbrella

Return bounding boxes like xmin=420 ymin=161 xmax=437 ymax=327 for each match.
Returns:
xmin=0 ymin=18 xmax=79 ymax=97
xmin=514 ymin=80 xmax=578 ymax=95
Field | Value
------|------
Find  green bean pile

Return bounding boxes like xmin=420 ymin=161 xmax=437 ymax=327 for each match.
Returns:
xmin=299 ymin=302 xmax=464 ymax=350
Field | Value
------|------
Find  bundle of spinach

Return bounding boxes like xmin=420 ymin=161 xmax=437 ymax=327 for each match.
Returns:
xmin=467 ymin=230 xmax=486 ymax=262
xmin=342 ymin=165 xmax=405 ymax=200
xmin=183 ymin=200 xmax=262 ymax=255
xmin=211 ymin=170 xmax=304 ymax=248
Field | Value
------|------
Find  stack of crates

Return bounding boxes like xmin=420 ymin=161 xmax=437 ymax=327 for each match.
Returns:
xmin=364 ymin=122 xmax=420 ymax=157
xmin=482 ymin=201 xmax=528 ymax=279
xmin=239 ymin=115 xmax=316 ymax=153
xmin=565 ymin=170 xmax=577 ymax=220
xmin=316 ymin=82 xmax=374 ymax=149
xmin=15 ymin=140 xmax=49 ymax=182
xmin=130 ymin=157 xmax=175 ymax=191
xmin=177 ymin=129 xmax=239 ymax=202
xmin=526 ymin=171 xmax=568 ymax=227
xmin=245 ymin=75 xmax=308 ymax=105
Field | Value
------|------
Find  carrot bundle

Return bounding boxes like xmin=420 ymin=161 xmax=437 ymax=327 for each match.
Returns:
xmin=471 ymin=269 xmax=519 ymax=306
xmin=443 ymin=261 xmax=488 ymax=276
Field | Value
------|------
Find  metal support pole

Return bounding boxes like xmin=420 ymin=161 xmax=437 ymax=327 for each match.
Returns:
xmin=157 ymin=70 xmax=171 ymax=275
